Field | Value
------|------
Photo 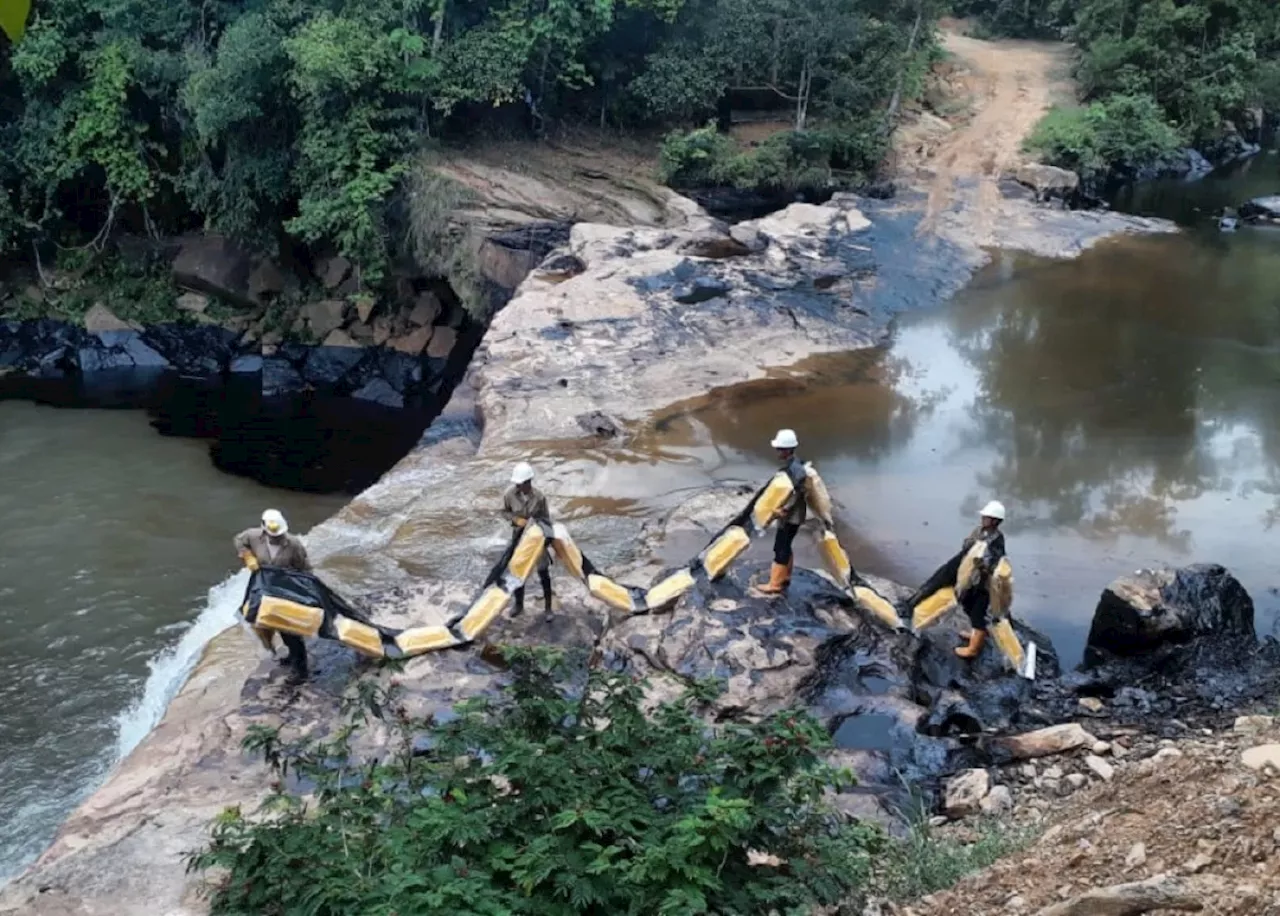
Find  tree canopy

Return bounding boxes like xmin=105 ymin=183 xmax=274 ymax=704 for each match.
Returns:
xmin=0 ymin=0 xmax=935 ymax=295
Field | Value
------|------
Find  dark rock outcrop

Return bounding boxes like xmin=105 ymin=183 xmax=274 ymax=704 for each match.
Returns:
xmin=171 ymin=234 xmax=258 ymax=307
xmin=1087 ymin=564 xmax=1255 ymax=661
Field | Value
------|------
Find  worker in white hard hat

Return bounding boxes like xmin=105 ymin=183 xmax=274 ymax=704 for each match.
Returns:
xmin=758 ymin=429 xmax=810 ymax=595
xmin=234 ymin=510 xmax=312 ymax=684
xmin=501 ymin=463 xmax=554 ymax=616
xmin=951 ymin=500 xmax=1007 ymax=658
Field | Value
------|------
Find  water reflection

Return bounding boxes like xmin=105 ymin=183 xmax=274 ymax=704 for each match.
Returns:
xmin=668 ymin=232 xmax=1280 ymax=664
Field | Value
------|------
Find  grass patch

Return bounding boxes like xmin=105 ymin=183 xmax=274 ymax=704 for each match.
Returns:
xmin=875 ymin=790 xmax=1035 ymax=901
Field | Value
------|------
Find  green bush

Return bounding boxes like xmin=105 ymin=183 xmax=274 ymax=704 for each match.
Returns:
xmin=1024 ymin=94 xmax=1182 ymax=178
xmin=659 ymin=123 xmax=884 ymax=192
xmin=189 ymin=648 xmax=883 ymax=915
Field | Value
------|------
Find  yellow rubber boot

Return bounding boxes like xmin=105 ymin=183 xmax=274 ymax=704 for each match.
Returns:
xmin=758 ymin=562 xmax=790 ymax=595
xmin=955 ymin=628 xmax=987 ymax=659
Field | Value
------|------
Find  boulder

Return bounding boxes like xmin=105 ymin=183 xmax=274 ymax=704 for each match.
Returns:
xmin=317 ymin=256 xmax=353 ymax=291
xmin=1239 ymin=195 xmax=1280 ymax=222
xmin=1084 ymin=754 xmax=1115 ymax=782
xmin=301 ymin=300 xmax=348 ymax=341
xmin=1011 ymin=163 xmax=1080 ymax=201
xmin=407 ymin=292 xmax=442 ymax=327
xmin=728 ymin=223 xmax=766 ymax=253
xmin=979 ymin=784 xmax=1014 ymax=815
xmin=322 ymin=329 xmax=361 ymax=348
xmin=172 ymin=234 xmax=256 ymax=307
xmin=1086 ymin=564 xmax=1255 ymax=660
xmin=994 ymin=723 xmax=1097 ymax=761
xmin=83 ymin=304 xmax=132 ymax=333
xmin=1241 ymin=744 xmax=1280 ymax=772
xmin=425 ymin=325 xmax=457 ymax=359
xmin=248 ymin=259 xmax=287 ymax=302
xmin=1233 ymin=715 xmax=1274 ymax=734
xmin=389 ymin=325 xmax=433 ymax=355
xmin=943 ymin=768 xmax=990 ymax=818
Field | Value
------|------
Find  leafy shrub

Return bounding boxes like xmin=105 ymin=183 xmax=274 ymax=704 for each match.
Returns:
xmin=189 ymin=648 xmax=883 ymax=915
xmin=1025 ymin=94 xmax=1182 ymax=178
xmin=659 ymin=123 xmax=884 ymax=191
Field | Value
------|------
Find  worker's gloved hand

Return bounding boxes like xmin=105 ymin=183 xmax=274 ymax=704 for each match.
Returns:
xmin=240 ymin=550 xmax=259 ymax=571
xmin=513 ymin=516 xmax=528 ymax=528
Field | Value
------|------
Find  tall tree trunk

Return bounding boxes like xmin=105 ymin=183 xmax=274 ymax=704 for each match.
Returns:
xmin=431 ymin=0 xmax=446 ymax=54
xmin=885 ymin=2 xmax=924 ymax=128
xmin=796 ymin=58 xmax=810 ymax=130
xmin=772 ymin=20 xmax=782 ymax=86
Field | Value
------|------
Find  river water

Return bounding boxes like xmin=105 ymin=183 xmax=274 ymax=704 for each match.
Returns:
xmin=0 ymin=400 xmax=343 ymax=880
xmin=664 ymin=157 xmax=1280 ymax=665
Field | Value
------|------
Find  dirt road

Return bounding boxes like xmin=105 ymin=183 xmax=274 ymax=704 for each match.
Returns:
xmin=916 ymin=27 xmax=1075 ymax=238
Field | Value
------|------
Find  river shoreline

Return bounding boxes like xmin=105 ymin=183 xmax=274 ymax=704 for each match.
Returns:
xmin=0 ymin=189 xmax=1177 ymax=914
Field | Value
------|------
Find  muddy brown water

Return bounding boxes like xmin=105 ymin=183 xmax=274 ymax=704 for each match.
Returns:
xmin=649 ymin=223 xmax=1280 ymax=668
xmin=0 ymin=400 xmax=344 ymax=880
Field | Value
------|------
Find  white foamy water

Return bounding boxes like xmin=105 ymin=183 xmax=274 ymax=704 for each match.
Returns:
xmin=113 ymin=570 xmax=250 ymax=759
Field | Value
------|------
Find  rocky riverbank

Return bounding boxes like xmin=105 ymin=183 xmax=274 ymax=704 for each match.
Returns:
xmin=0 ymin=183 xmax=1185 ymax=915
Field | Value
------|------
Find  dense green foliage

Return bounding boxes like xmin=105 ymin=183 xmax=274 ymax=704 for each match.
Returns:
xmin=189 ymin=648 xmax=882 ymax=915
xmin=0 ymin=0 xmax=935 ymax=298
xmin=960 ymin=0 xmax=1280 ymax=176
xmin=658 ymin=123 xmax=889 ymax=190
xmin=1024 ymin=94 xmax=1183 ymax=177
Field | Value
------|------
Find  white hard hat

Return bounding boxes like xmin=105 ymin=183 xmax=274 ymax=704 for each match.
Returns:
xmin=511 ymin=462 xmax=535 ymax=484
xmin=771 ymin=428 xmax=799 ymax=449
xmin=980 ymin=500 xmax=1006 ymax=521
xmin=262 ymin=509 xmax=288 ymax=536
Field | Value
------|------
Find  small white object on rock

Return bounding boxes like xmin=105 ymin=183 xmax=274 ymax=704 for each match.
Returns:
xmin=1085 ymin=754 xmax=1115 ymax=782
xmin=1066 ymin=773 xmax=1088 ymax=790
xmin=1241 ymin=744 xmax=1280 ymax=773
xmin=1234 ymin=715 xmax=1274 ymax=734
xmin=1091 ymin=741 xmax=1111 ymax=755
xmin=1078 ymin=697 xmax=1104 ymax=713
xmin=944 ymin=768 xmax=990 ymax=818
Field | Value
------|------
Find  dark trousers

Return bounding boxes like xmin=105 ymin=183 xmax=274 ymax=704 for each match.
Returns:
xmin=773 ymin=523 xmax=801 ymax=565
xmin=960 ymin=586 xmax=991 ymax=630
xmin=279 ymin=632 xmax=308 ymax=677
xmin=514 ymin=569 xmax=553 ymax=615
